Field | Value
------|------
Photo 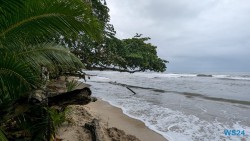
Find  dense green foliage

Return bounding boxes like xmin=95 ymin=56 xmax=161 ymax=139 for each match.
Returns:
xmin=0 ymin=0 xmax=101 ymax=140
xmin=71 ymin=35 xmax=168 ymax=72
xmin=0 ymin=0 xmax=168 ymax=140
xmin=0 ymin=0 xmax=101 ymax=102
xmin=62 ymin=0 xmax=168 ymax=73
xmin=118 ymin=36 xmax=168 ymax=72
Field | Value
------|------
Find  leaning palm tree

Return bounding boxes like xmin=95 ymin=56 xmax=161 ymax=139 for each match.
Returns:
xmin=0 ymin=0 xmax=102 ymax=140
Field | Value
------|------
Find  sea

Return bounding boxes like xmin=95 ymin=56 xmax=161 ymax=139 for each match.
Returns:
xmin=80 ymin=71 xmax=250 ymax=141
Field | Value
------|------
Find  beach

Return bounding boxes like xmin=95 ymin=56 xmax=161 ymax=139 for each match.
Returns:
xmin=81 ymin=71 xmax=250 ymax=141
xmin=57 ymin=99 xmax=167 ymax=141
xmin=56 ymin=71 xmax=250 ymax=141
xmin=87 ymin=100 xmax=167 ymax=141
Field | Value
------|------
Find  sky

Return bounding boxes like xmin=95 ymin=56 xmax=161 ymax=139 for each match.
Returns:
xmin=106 ymin=0 xmax=250 ymax=73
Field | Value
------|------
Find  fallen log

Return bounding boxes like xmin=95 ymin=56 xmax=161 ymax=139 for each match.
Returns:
xmin=48 ymin=87 xmax=92 ymax=107
xmin=84 ymin=118 xmax=103 ymax=141
xmin=0 ymin=80 xmax=94 ymax=123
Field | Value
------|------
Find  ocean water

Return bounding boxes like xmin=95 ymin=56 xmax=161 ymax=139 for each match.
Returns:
xmin=80 ymin=71 xmax=250 ymax=141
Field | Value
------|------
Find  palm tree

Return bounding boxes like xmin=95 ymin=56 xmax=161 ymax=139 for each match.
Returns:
xmin=0 ymin=0 xmax=102 ymax=140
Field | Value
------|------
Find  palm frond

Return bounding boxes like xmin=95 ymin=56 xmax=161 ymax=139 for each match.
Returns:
xmin=0 ymin=42 xmax=84 ymax=103
xmin=0 ymin=54 xmax=39 ymax=103
xmin=0 ymin=0 xmax=102 ymax=44
xmin=0 ymin=0 xmax=99 ymax=139
xmin=0 ymin=127 xmax=8 ymax=141
xmin=0 ymin=0 xmax=23 ymax=15
xmin=15 ymin=43 xmax=84 ymax=72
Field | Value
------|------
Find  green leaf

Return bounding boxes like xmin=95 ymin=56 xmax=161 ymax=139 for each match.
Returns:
xmin=0 ymin=54 xmax=39 ymax=103
xmin=0 ymin=127 xmax=8 ymax=141
xmin=0 ymin=0 xmax=102 ymax=45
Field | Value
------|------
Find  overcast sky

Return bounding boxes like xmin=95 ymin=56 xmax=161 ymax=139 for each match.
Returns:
xmin=106 ymin=0 xmax=250 ymax=73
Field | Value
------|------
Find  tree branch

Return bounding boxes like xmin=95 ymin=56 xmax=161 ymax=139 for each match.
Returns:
xmin=86 ymin=66 xmax=143 ymax=73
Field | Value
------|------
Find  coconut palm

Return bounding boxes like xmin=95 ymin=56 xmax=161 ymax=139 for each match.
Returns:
xmin=0 ymin=0 xmax=102 ymax=140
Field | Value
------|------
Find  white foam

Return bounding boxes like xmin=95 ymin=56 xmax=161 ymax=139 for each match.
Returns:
xmin=140 ymin=73 xmax=250 ymax=81
xmin=101 ymin=98 xmax=173 ymax=141
xmin=133 ymin=72 xmax=197 ymax=79
xmin=85 ymin=71 xmax=250 ymax=81
xmin=86 ymin=76 xmax=110 ymax=82
xmin=97 ymin=97 xmax=250 ymax=141
xmin=229 ymin=76 xmax=250 ymax=81
xmin=213 ymin=74 xmax=250 ymax=81
xmin=87 ymin=71 xmax=250 ymax=141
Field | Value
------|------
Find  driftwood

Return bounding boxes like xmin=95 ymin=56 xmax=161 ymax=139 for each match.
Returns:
xmin=48 ymin=88 xmax=92 ymax=107
xmin=126 ymin=87 xmax=136 ymax=95
xmin=109 ymin=82 xmax=137 ymax=95
xmin=84 ymin=119 xmax=103 ymax=141
xmin=85 ymin=119 xmax=141 ymax=141
xmin=0 ymin=80 xmax=94 ymax=123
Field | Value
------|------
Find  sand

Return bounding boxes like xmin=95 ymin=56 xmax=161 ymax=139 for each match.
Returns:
xmin=56 ymin=99 xmax=167 ymax=141
xmin=54 ymin=77 xmax=166 ymax=141
xmin=86 ymin=100 xmax=167 ymax=141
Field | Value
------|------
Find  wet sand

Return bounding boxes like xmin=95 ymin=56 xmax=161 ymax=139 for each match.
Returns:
xmin=86 ymin=99 xmax=167 ymax=141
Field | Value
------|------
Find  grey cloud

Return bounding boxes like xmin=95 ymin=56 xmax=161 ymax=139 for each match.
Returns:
xmin=107 ymin=0 xmax=250 ymax=72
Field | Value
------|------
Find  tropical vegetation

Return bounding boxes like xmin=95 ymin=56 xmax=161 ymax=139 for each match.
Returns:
xmin=59 ymin=0 xmax=168 ymax=73
xmin=0 ymin=0 xmax=168 ymax=140
xmin=0 ymin=0 xmax=101 ymax=140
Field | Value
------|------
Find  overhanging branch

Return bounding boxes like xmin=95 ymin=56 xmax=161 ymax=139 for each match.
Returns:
xmin=86 ymin=66 xmax=143 ymax=73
